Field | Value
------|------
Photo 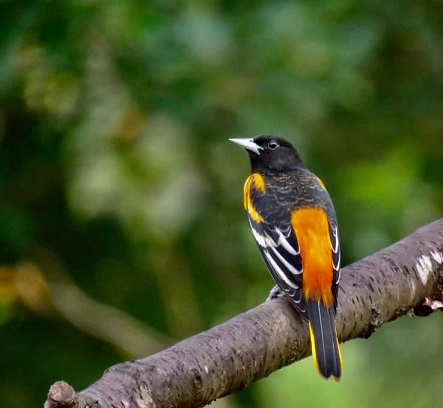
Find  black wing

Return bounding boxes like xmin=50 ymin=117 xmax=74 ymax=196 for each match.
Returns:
xmin=329 ymin=222 xmax=341 ymax=311
xmin=247 ymin=213 xmax=308 ymax=317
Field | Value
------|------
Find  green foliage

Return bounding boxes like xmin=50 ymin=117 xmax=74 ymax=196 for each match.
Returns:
xmin=0 ymin=1 xmax=442 ymax=407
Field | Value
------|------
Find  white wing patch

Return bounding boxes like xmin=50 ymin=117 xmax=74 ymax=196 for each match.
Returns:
xmin=333 ymin=251 xmax=341 ymax=271
xmin=250 ymin=222 xmax=275 ymax=248
xmin=330 ymin=225 xmax=339 ymax=254
xmin=268 ymin=245 xmax=301 ymax=275
xmin=263 ymin=250 xmax=299 ymax=289
xmin=330 ymin=225 xmax=341 ymax=285
xmin=275 ymin=227 xmax=300 ymax=255
xmin=249 ymin=219 xmax=302 ymax=294
xmin=249 ymin=220 xmax=299 ymax=256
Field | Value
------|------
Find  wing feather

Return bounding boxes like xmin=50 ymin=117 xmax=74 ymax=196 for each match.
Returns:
xmin=248 ymin=214 xmax=307 ymax=315
xmin=329 ymin=224 xmax=341 ymax=283
xmin=329 ymin=223 xmax=341 ymax=307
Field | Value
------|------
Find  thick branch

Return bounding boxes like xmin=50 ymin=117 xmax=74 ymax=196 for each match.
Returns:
xmin=45 ymin=219 xmax=443 ymax=408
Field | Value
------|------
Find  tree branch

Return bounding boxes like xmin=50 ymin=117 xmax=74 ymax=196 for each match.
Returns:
xmin=45 ymin=219 xmax=443 ymax=408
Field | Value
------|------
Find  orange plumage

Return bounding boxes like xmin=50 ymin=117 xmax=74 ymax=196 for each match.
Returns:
xmin=291 ymin=207 xmax=334 ymax=307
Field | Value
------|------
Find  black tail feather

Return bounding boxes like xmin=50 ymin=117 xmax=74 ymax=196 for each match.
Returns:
xmin=307 ymin=299 xmax=342 ymax=380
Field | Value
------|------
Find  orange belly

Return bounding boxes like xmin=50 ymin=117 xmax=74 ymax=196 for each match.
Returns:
xmin=291 ymin=207 xmax=334 ymax=307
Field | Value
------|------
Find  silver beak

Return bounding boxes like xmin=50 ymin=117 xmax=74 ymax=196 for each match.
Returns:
xmin=229 ymin=138 xmax=262 ymax=155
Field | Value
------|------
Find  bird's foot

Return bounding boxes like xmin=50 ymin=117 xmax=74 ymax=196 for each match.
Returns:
xmin=266 ymin=285 xmax=285 ymax=301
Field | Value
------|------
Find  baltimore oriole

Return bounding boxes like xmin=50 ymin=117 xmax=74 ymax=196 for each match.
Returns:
xmin=230 ymin=135 xmax=342 ymax=380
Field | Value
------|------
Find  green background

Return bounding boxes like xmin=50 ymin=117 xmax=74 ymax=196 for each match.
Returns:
xmin=0 ymin=1 xmax=442 ymax=407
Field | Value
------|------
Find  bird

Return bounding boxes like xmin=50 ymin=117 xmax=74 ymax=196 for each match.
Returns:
xmin=230 ymin=135 xmax=342 ymax=380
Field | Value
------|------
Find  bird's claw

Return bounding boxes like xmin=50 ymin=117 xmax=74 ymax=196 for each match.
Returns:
xmin=266 ymin=285 xmax=285 ymax=301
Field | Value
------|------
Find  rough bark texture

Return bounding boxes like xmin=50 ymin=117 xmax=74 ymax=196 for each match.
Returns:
xmin=45 ymin=219 xmax=443 ymax=408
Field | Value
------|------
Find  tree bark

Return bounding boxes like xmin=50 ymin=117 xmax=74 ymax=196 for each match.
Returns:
xmin=45 ymin=218 xmax=443 ymax=408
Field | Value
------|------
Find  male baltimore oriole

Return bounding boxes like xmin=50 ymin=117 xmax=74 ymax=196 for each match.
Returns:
xmin=230 ymin=135 xmax=342 ymax=380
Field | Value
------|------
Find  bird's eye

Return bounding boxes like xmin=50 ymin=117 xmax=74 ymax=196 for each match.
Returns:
xmin=268 ymin=140 xmax=279 ymax=150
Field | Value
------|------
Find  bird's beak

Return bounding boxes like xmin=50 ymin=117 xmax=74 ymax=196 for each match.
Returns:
xmin=229 ymin=138 xmax=262 ymax=155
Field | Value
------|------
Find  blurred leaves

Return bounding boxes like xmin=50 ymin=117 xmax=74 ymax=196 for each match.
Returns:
xmin=0 ymin=0 xmax=442 ymax=407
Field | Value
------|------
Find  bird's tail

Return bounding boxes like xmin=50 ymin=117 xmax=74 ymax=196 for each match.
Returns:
xmin=307 ymin=299 xmax=342 ymax=381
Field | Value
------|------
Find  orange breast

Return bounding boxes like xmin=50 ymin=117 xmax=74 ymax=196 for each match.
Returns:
xmin=291 ymin=207 xmax=334 ymax=307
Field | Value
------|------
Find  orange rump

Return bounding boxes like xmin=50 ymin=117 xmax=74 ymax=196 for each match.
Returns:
xmin=291 ymin=207 xmax=334 ymax=307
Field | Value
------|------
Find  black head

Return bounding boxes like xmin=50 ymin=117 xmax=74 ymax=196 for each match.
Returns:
xmin=230 ymin=135 xmax=305 ymax=172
